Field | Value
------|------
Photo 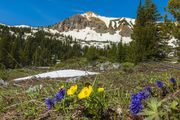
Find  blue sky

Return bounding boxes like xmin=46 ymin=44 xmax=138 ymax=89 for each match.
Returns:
xmin=0 ymin=0 xmax=169 ymax=27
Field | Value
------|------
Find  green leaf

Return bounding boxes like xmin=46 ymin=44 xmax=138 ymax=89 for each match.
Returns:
xmin=170 ymin=101 xmax=178 ymax=110
xmin=140 ymin=98 xmax=163 ymax=120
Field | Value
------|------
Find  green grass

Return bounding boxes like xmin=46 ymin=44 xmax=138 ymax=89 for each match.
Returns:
xmin=54 ymin=57 xmax=89 ymax=69
xmin=1 ymin=68 xmax=54 ymax=81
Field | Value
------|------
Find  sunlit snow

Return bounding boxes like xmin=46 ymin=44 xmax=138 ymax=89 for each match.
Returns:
xmin=62 ymin=27 xmax=132 ymax=43
xmin=14 ymin=69 xmax=99 ymax=82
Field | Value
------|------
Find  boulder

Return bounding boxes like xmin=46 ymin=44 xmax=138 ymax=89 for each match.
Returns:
xmin=0 ymin=78 xmax=8 ymax=86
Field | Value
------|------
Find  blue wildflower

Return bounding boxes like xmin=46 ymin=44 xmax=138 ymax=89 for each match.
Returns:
xmin=130 ymin=101 xmax=143 ymax=115
xmin=45 ymin=98 xmax=54 ymax=109
xmin=131 ymin=93 xmax=141 ymax=101
xmin=45 ymin=88 xmax=66 ymax=110
xmin=142 ymin=86 xmax=152 ymax=99
xmin=130 ymin=93 xmax=143 ymax=115
xmin=145 ymin=86 xmax=152 ymax=93
xmin=140 ymin=91 xmax=149 ymax=100
xmin=156 ymin=80 xmax=164 ymax=88
xmin=170 ymin=78 xmax=176 ymax=84
xmin=130 ymin=88 xmax=151 ymax=115
xmin=54 ymin=88 xmax=66 ymax=103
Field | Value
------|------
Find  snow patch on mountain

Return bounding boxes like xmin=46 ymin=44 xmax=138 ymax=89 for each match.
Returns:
xmin=43 ymin=28 xmax=60 ymax=35
xmin=0 ymin=23 xmax=7 ymax=26
xmin=61 ymin=27 xmax=132 ymax=43
xmin=14 ymin=25 xmax=31 ymax=28
xmin=81 ymin=12 xmax=135 ymax=28
xmin=81 ymin=12 xmax=118 ymax=27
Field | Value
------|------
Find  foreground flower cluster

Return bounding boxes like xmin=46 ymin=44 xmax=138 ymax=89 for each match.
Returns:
xmin=45 ymin=84 xmax=105 ymax=109
xmin=130 ymin=77 xmax=177 ymax=115
xmin=130 ymin=86 xmax=151 ymax=114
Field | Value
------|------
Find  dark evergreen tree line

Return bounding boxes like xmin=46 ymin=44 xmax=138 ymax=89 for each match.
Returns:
xmin=0 ymin=25 xmax=83 ymax=68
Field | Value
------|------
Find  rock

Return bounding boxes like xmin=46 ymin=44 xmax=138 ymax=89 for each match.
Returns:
xmin=97 ymin=62 xmax=120 ymax=71
xmin=0 ymin=78 xmax=8 ymax=86
xmin=104 ymin=61 xmax=111 ymax=66
xmin=112 ymin=63 xmax=121 ymax=69
xmin=26 ymin=84 xmax=43 ymax=93
xmin=52 ymin=14 xmax=89 ymax=32
xmin=116 ymin=106 xmax=122 ymax=116
xmin=51 ymin=12 xmax=133 ymax=38
xmin=66 ymin=77 xmax=80 ymax=83
xmin=99 ymin=65 xmax=105 ymax=71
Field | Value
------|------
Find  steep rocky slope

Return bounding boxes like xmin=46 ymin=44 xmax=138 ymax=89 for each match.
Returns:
xmin=51 ymin=12 xmax=135 ymax=43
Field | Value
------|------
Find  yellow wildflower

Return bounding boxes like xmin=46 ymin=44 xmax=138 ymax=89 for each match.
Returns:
xmin=78 ymin=85 xmax=92 ymax=99
xmin=98 ymin=87 xmax=105 ymax=93
xmin=67 ymin=85 xmax=78 ymax=96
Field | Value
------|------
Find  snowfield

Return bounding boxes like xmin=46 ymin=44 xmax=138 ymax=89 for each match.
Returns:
xmin=14 ymin=25 xmax=31 ymax=28
xmin=14 ymin=69 xmax=99 ymax=82
xmin=61 ymin=27 xmax=132 ymax=44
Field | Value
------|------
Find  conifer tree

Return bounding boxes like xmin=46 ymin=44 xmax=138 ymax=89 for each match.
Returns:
xmin=131 ymin=0 xmax=163 ymax=63
xmin=108 ymin=43 xmax=118 ymax=61
xmin=167 ymin=0 xmax=180 ymax=62
xmin=167 ymin=0 xmax=180 ymax=21
xmin=0 ymin=37 xmax=8 ymax=68
xmin=86 ymin=46 xmax=99 ymax=62
xmin=117 ymin=39 xmax=126 ymax=63
xmin=0 ymin=35 xmax=12 ymax=68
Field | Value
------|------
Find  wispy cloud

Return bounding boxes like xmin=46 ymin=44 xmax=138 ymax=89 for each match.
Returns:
xmin=71 ymin=9 xmax=85 ymax=14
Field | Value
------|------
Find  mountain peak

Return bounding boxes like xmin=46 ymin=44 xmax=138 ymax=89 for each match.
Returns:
xmin=81 ymin=11 xmax=98 ymax=19
xmin=85 ymin=11 xmax=97 ymax=16
xmin=51 ymin=12 xmax=136 ymax=39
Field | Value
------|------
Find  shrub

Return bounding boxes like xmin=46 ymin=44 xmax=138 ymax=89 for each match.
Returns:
xmin=54 ymin=57 xmax=88 ymax=69
xmin=0 ymin=64 xmax=9 ymax=80
xmin=122 ymin=62 xmax=135 ymax=73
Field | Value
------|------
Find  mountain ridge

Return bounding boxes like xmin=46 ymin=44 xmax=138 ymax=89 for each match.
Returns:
xmin=50 ymin=11 xmax=135 ymax=43
xmin=0 ymin=12 xmax=177 ymax=48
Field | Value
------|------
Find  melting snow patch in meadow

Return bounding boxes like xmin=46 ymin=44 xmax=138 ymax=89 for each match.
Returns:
xmin=14 ymin=69 xmax=99 ymax=82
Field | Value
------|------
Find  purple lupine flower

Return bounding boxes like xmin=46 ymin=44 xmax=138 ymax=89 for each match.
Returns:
xmin=45 ymin=98 xmax=54 ymax=109
xmin=130 ymin=100 xmax=143 ymax=115
xmin=130 ymin=87 xmax=151 ymax=115
xmin=130 ymin=93 xmax=143 ymax=115
xmin=142 ymin=86 xmax=152 ymax=99
xmin=131 ymin=93 xmax=141 ymax=101
xmin=140 ymin=91 xmax=149 ymax=100
xmin=54 ymin=88 xmax=66 ymax=103
xmin=45 ymin=88 xmax=66 ymax=110
xmin=170 ymin=78 xmax=176 ymax=84
xmin=156 ymin=80 xmax=164 ymax=88
xmin=145 ymin=86 xmax=152 ymax=93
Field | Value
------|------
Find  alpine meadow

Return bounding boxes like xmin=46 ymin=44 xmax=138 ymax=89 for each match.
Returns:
xmin=0 ymin=0 xmax=179 ymax=119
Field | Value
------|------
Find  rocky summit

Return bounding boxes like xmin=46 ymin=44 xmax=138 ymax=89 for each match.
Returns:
xmin=51 ymin=12 xmax=135 ymax=42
